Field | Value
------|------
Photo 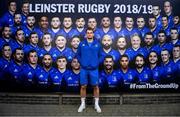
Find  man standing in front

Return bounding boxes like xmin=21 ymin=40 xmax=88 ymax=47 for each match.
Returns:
xmin=77 ymin=27 xmax=102 ymax=113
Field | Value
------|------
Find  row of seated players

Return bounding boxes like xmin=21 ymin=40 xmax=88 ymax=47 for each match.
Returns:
xmin=0 ymin=27 xmax=179 ymax=64
xmin=0 ymin=47 xmax=179 ymax=92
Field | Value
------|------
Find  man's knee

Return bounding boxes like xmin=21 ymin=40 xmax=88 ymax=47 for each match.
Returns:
xmin=81 ymin=85 xmax=87 ymax=89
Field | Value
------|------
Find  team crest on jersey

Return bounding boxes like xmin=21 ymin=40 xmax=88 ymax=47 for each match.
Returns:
xmin=39 ymin=74 xmax=43 ymax=78
xmin=54 ymin=75 xmax=58 ymax=79
xmin=82 ymin=44 xmax=85 ymax=46
xmin=28 ymin=72 xmax=32 ymax=76
xmin=14 ymin=69 xmax=18 ymax=72
xmin=68 ymin=77 xmax=72 ymax=80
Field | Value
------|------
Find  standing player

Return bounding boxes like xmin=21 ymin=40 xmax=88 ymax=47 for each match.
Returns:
xmin=59 ymin=17 xmax=79 ymax=41
xmin=173 ymin=15 xmax=180 ymax=34
xmin=148 ymin=51 xmax=162 ymax=83
xmin=136 ymin=16 xmax=150 ymax=39
xmin=161 ymin=16 xmax=172 ymax=37
xmin=116 ymin=36 xmax=128 ymax=58
xmin=49 ymin=16 xmax=61 ymax=40
xmin=21 ymin=1 xmax=29 ymax=26
xmin=70 ymin=36 xmax=81 ymax=59
xmin=172 ymin=45 xmax=180 ymax=80
xmin=100 ymin=35 xmax=119 ymax=64
xmin=64 ymin=57 xmax=80 ymax=92
xmin=87 ymin=17 xmax=101 ymax=41
xmin=161 ymin=49 xmax=177 ymax=83
xmin=118 ymin=55 xmax=137 ymax=89
xmin=22 ymin=15 xmax=36 ymax=38
xmin=163 ymin=1 xmax=174 ymax=26
xmin=152 ymin=5 xmax=162 ymax=28
xmin=11 ymin=12 xmax=23 ymax=36
xmin=99 ymin=16 xmax=117 ymax=41
xmin=77 ymin=27 xmax=101 ymax=113
xmin=99 ymin=55 xmax=122 ymax=92
xmin=39 ymin=33 xmax=54 ymax=59
xmin=75 ymin=17 xmax=86 ymax=39
xmin=170 ymin=27 xmax=180 ymax=46
xmin=52 ymin=35 xmax=73 ymax=62
xmin=113 ymin=16 xmax=125 ymax=37
xmin=0 ymin=0 xmax=17 ymax=29
xmin=134 ymin=54 xmax=152 ymax=84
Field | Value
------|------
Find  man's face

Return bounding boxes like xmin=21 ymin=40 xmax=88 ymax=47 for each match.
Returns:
xmin=2 ymin=27 xmax=11 ymax=38
xmin=135 ymin=56 xmax=144 ymax=68
xmin=14 ymin=50 xmax=24 ymax=63
xmin=3 ymin=46 xmax=12 ymax=59
xmin=137 ymin=18 xmax=145 ymax=29
xmin=14 ymin=14 xmax=22 ymax=25
xmin=42 ymin=34 xmax=52 ymax=46
xmin=76 ymin=18 xmax=85 ymax=28
xmin=22 ymin=3 xmax=29 ymax=15
xmin=117 ymin=37 xmax=127 ymax=49
xmin=63 ymin=17 xmax=72 ymax=29
xmin=27 ymin=16 xmax=35 ymax=27
xmin=51 ymin=17 xmax=61 ymax=29
xmin=173 ymin=47 xmax=180 ymax=59
xmin=158 ymin=33 xmax=166 ymax=44
xmin=152 ymin=6 xmax=161 ymax=16
xmin=120 ymin=57 xmax=129 ymax=69
xmin=125 ymin=17 xmax=134 ymax=29
xmin=86 ymin=30 xmax=94 ymax=39
xmin=71 ymin=37 xmax=80 ymax=49
xmin=144 ymin=34 xmax=154 ymax=46
xmin=170 ymin=29 xmax=178 ymax=40
xmin=30 ymin=34 xmax=38 ymax=45
xmin=114 ymin=17 xmax=122 ymax=28
xmin=9 ymin=2 xmax=16 ymax=12
xmin=104 ymin=58 xmax=114 ymax=70
xmin=88 ymin=18 xmax=97 ymax=30
xmin=131 ymin=36 xmax=141 ymax=49
xmin=28 ymin=52 xmax=38 ymax=64
xmin=164 ymin=1 xmax=172 ymax=14
xmin=149 ymin=52 xmax=158 ymax=64
xmin=42 ymin=55 xmax=52 ymax=68
xmin=173 ymin=16 xmax=180 ymax=25
xmin=161 ymin=50 xmax=170 ymax=63
xmin=55 ymin=36 xmax=66 ymax=48
xmin=101 ymin=17 xmax=111 ymax=28
xmin=162 ymin=17 xmax=168 ymax=27
xmin=57 ymin=58 xmax=67 ymax=69
xmin=102 ymin=36 xmax=112 ymax=49
xmin=39 ymin=16 xmax=49 ymax=29
xmin=71 ymin=58 xmax=80 ymax=70
xmin=16 ymin=30 xmax=25 ymax=43
xmin=148 ymin=18 xmax=156 ymax=28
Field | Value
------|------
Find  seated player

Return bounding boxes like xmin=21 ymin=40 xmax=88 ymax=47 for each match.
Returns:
xmin=173 ymin=15 xmax=180 ymax=34
xmin=51 ymin=35 xmax=73 ymax=62
xmin=116 ymin=36 xmax=128 ymax=58
xmin=49 ymin=56 xmax=70 ymax=92
xmin=22 ymin=50 xmax=41 ymax=91
xmin=0 ymin=44 xmax=12 ymax=91
xmin=173 ymin=45 xmax=180 ymax=82
xmin=64 ymin=57 xmax=80 ymax=92
xmin=134 ymin=54 xmax=152 ymax=84
xmin=170 ymin=27 xmax=180 ymax=46
xmin=70 ymin=36 xmax=81 ymax=59
xmin=148 ymin=51 xmax=162 ymax=83
xmin=161 ymin=49 xmax=177 ymax=83
xmin=99 ymin=55 xmax=122 ymax=92
xmin=35 ymin=54 xmax=55 ymax=92
xmin=118 ymin=55 xmax=137 ymax=89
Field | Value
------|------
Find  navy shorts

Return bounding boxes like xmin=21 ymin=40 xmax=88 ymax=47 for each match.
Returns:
xmin=80 ymin=68 xmax=99 ymax=86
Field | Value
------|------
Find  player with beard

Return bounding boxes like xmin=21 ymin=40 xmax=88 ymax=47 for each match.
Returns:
xmin=22 ymin=15 xmax=37 ymax=38
xmin=99 ymin=16 xmax=117 ymax=41
xmin=148 ymin=51 xmax=162 ymax=83
xmin=116 ymin=36 xmax=128 ymax=58
xmin=35 ymin=54 xmax=55 ymax=92
xmin=75 ymin=17 xmax=86 ymax=39
xmin=11 ymin=12 xmax=23 ymax=36
xmin=135 ymin=54 xmax=152 ymax=84
xmin=118 ymin=55 xmax=137 ymax=89
xmin=70 ymin=36 xmax=81 ymax=59
xmin=100 ymin=34 xmax=119 ymax=64
xmin=173 ymin=15 xmax=180 ymax=34
xmin=64 ymin=57 xmax=80 ymax=92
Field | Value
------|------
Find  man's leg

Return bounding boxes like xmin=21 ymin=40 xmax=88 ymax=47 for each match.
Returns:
xmin=93 ymin=86 xmax=101 ymax=113
xmin=78 ymin=85 xmax=87 ymax=112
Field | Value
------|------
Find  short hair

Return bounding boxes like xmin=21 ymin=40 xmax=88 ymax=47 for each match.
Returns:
xmin=173 ymin=45 xmax=180 ymax=48
xmin=13 ymin=48 xmax=23 ymax=55
xmin=56 ymin=56 xmax=67 ymax=62
xmin=15 ymin=29 xmax=23 ymax=36
xmin=120 ymin=54 xmax=129 ymax=61
xmin=42 ymin=32 xmax=52 ymax=38
xmin=135 ymin=54 xmax=145 ymax=61
xmin=29 ymin=32 xmax=38 ymax=38
xmin=145 ymin=32 xmax=154 ymax=38
xmin=158 ymin=30 xmax=166 ymax=36
xmin=86 ymin=27 xmax=94 ymax=32
xmin=8 ymin=0 xmax=16 ymax=6
xmin=27 ymin=50 xmax=37 ymax=58
xmin=55 ymin=35 xmax=66 ymax=41
xmin=170 ymin=27 xmax=178 ymax=32
xmin=104 ymin=55 xmax=114 ymax=61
